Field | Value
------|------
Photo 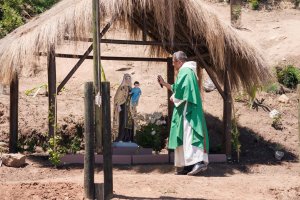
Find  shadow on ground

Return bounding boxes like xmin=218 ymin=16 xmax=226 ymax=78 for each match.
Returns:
xmin=113 ymin=195 xmax=207 ymax=200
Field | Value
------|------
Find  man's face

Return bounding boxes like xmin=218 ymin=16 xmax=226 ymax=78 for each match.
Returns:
xmin=172 ymin=59 xmax=183 ymax=70
xmin=134 ymin=84 xmax=139 ymax=87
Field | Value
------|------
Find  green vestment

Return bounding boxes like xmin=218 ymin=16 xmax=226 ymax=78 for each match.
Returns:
xmin=168 ymin=67 xmax=209 ymax=152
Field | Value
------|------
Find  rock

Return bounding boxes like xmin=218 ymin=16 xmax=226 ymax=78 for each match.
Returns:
xmin=278 ymin=94 xmax=289 ymax=103
xmin=155 ymin=120 xmax=162 ymax=126
xmin=35 ymin=146 xmax=44 ymax=153
xmin=0 ymin=142 xmax=8 ymax=148
xmin=204 ymin=78 xmax=216 ymax=92
xmin=2 ymin=154 xmax=26 ymax=167
xmin=275 ymin=151 xmax=284 ymax=161
xmin=269 ymin=109 xmax=280 ymax=119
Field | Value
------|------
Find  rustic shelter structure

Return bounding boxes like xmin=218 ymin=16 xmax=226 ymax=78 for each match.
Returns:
xmin=0 ymin=0 xmax=270 ymax=159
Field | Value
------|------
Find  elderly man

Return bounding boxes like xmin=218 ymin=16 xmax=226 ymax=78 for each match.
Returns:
xmin=158 ymin=51 xmax=209 ymax=176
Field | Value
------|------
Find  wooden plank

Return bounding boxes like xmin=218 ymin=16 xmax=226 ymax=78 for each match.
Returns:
xmin=223 ymin=59 xmax=233 ymax=159
xmin=84 ymin=82 xmax=95 ymax=200
xmin=66 ymin=37 xmax=203 ymax=47
xmin=93 ymin=0 xmax=102 ymax=153
xmin=54 ymin=54 xmax=168 ymax=62
xmin=101 ymin=82 xmax=113 ymax=199
xmin=298 ymin=84 xmax=300 ymax=161
xmin=47 ymin=46 xmax=57 ymax=138
xmin=167 ymin=58 xmax=175 ymax=163
xmin=95 ymin=183 xmax=104 ymax=200
xmin=9 ymin=73 xmax=18 ymax=153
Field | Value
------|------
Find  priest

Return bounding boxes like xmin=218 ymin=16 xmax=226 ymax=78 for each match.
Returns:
xmin=158 ymin=51 xmax=209 ymax=176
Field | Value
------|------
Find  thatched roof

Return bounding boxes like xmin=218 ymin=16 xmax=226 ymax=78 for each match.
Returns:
xmin=0 ymin=0 xmax=270 ymax=91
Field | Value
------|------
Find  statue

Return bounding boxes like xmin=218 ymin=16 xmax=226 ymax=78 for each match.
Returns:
xmin=113 ymin=74 xmax=134 ymax=142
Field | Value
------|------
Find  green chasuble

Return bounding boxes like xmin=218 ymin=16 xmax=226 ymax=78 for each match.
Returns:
xmin=168 ymin=67 xmax=209 ymax=152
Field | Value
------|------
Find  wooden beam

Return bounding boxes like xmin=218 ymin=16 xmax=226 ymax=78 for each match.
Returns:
xmin=57 ymin=17 xmax=116 ymax=94
xmin=223 ymin=57 xmax=233 ymax=159
xmin=47 ymin=46 xmax=57 ymax=138
xmin=65 ymin=37 xmax=204 ymax=48
xmin=167 ymin=58 xmax=174 ymax=163
xmin=9 ymin=73 xmax=18 ymax=153
xmin=93 ymin=0 xmax=102 ymax=153
xmin=297 ymin=84 xmax=300 ymax=161
xmin=102 ymin=82 xmax=113 ymax=200
xmin=54 ymin=54 xmax=168 ymax=62
xmin=193 ymin=49 xmax=225 ymax=100
xmin=84 ymin=82 xmax=95 ymax=200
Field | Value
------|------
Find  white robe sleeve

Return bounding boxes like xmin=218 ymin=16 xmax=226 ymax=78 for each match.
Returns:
xmin=171 ymin=93 xmax=185 ymax=107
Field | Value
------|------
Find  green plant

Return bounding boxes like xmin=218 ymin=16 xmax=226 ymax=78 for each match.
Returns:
xmin=231 ymin=110 xmax=241 ymax=162
xmin=69 ymin=136 xmax=81 ymax=154
xmin=231 ymin=5 xmax=242 ymax=22
xmin=0 ymin=0 xmax=59 ymax=38
xmin=276 ymin=65 xmax=300 ymax=89
xmin=250 ymin=0 xmax=259 ymax=10
xmin=135 ymin=123 xmax=167 ymax=152
xmin=25 ymin=84 xmax=47 ymax=96
xmin=263 ymin=82 xmax=280 ymax=94
xmin=247 ymin=85 xmax=261 ymax=108
xmin=48 ymin=135 xmax=66 ymax=166
xmin=272 ymin=115 xmax=283 ymax=130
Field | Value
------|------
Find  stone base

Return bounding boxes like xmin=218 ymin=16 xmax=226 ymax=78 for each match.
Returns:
xmin=60 ymin=154 xmax=227 ymax=165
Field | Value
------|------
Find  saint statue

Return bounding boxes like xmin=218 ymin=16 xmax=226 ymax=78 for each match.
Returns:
xmin=113 ymin=74 xmax=134 ymax=142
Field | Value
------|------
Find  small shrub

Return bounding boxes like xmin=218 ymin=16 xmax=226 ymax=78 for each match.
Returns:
xmin=263 ymin=82 xmax=280 ymax=94
xmin=250 ymin=0 xmax=259 ymax=10
xmin=135 ymin=123 xmax=167 ymax=152
xmin=277 ymin=65 xmax=300 ymax=89
xmin=48 ymin=136 xmax=67 ymax=166
xmin=272 ymin=115 xmax=283 ymax=131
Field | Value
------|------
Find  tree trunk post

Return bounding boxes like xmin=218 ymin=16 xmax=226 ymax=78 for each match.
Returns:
xmin=9 ymin=73 xmax=19 ymax=153
xmin=47 ymin=46 xmax=57 ymax=138
xmin=84 ymin=82 xmax=95 ymax=200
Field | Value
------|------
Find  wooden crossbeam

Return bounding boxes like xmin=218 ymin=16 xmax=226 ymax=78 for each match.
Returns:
xmin=54 ymin=54 xmax=168 ymax=62
xmin=57 ymin=16 xmax=116 ymax=94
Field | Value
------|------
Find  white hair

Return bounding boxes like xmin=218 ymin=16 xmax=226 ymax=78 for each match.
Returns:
xmin=173 ymin=51 xmax=187 ymax=62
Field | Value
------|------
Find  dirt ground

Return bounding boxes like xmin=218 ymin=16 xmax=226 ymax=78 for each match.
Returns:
xmin=1 ymin=1 xmax=300 ymax=200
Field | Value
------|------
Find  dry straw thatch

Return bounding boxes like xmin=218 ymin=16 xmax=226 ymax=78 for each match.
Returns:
xmin=0 ymin=0 xmax=270 ymax=91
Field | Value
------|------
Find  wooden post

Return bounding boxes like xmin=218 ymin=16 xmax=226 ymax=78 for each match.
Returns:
xmin=47 ymin=46 xmax=57 ymax=138
xmin=101 ymin=82 xmax=113 ymax=200
xmin=297 ymin=84 xmax=300 ymax=159
xmin=223 ymin=66 xmax=232 ymax=160
xmin=167 ymin=58 xmax=174 ymax=163
xmin=84 ymin=82 xmax=95 ymax=200
xmin=93 ymin=0 xmax=102 ymax=152
xmin=9 ymin=73 xmax=19 ymax=153
xmin=230 ymin=0 xmax=242 ymax=28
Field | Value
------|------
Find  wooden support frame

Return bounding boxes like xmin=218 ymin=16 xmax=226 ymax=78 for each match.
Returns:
xmin=54 ymin=54 xmax=168 ymax=62
xmin=167 ymin=58 xmax=175 ymax=163
xmin=297 ymin=84 xmax=300 ymax=160
xmin=47 ymin=46 xmax=57 ymax=138
xmin=102 ymin=82 xmax=113 ymax=199
xmin=93 ymin=0 xmax=102 ymax=153
xmin=84 ymin=82 xmax=95 ymax=199
xmin=9 ymin=73 xmax=19 ymax=153
xmin=57 ymin=17 xmax=116 ymax=94
xmin=223 ymin=57 xmax=233 ymax=159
